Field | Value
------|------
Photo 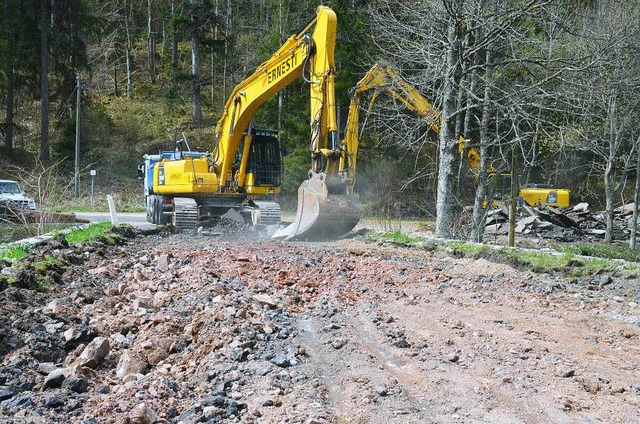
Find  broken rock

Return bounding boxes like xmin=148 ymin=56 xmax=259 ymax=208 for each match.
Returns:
xmin=133 ymin=266 xmax=149 ymax=283
xmin=75 ymin=337 xmax=110 ymax=369
xmin=156 ymin=253 xmax=170 ymax=272
xmin=129 ymin=403 xmax=158 ymax=424
xmin=43 ymin=368 xmax=68 ymax=389
xmin=556 ymin=366 xmax=575 ymax=378
xmin=116 ymin=350 xmax=149 ymax=379
xmin=253 ymin=294 xmax=277 ymax=308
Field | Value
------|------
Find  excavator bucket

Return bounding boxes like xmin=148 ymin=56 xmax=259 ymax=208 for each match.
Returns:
xmin=272 ymin=177 xmax=361 ymax=241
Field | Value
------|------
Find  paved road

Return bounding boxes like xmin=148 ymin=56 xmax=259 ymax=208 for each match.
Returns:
xmin=75 ymin=212 xmax=156 ymax=230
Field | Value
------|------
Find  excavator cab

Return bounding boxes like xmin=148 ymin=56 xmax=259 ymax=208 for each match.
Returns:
xmin=241 ymin=129 xmax=282 ymax=194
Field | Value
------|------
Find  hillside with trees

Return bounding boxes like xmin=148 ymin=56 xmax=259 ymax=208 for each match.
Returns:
xmin=2 ymin=0 xmax=640 ymax=243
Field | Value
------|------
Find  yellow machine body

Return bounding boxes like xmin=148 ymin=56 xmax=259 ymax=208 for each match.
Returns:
xmin=153 ymin=157 xmax=218 ymax=195
xmin=150 ymin=6 xmax=360 ymax=237
xmin=520 ymin=186 xmax=571 ymax=208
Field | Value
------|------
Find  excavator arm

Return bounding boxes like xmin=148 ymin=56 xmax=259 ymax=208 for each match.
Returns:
xmin=343 ymin=63 xmax=484 ymax=173
xmin=215 ymin=6 xmax=340 ymax=191
xmin=152 ymin=6 xmax=360 ymax=238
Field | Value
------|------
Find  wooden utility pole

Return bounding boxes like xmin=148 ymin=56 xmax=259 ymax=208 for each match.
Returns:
xmin=75 ymin=76 xmax=82 ymax=198
xmin=147 ymin=0 xmax=156 ymax=83
xmin=631 ymin=143 xmax=640 ymax=249
xmin=508 ymin=149 xmax=517 ymax=247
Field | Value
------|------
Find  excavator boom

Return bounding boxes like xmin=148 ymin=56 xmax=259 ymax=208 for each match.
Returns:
xmin=343 ymin=63 xmax=477 ymax=176
xmin=210 ymin=6 xmax=358 ymax=241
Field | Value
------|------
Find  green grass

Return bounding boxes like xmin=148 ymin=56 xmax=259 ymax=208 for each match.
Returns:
xmin=445 ymin=241 xmax=489 ymax=255
xmin=503 ymin=249 xmax=569 ymax=269
xmin=64 ymin=222 xmax=113 ymax=245
xmin=33 ymin=255 xmax=64 ymax=273
xmin=1 ymin=222 xmax=117 ymax=264
xmin=441 ymin=240 xmax=639 ymax=278
xmin=558 ymin=243 xmax=640 ymax=263
xmin=50 ymin=190 xmax=146 ymax=214
xmin=497 ymin=247 xmax=633 ymax=277
xmin=0 ymin=244 xmax=31 ymax=262
xmin=368 ymin=230 xmax=424 ymax=244
xmin=366 ymin=229 xmax=640 ymax=278
xmin=415 ymin=221 xmax=435 ymax=232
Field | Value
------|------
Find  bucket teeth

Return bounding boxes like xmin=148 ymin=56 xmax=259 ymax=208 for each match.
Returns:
xmin=273 ymin=175 xmax=360 ymax=241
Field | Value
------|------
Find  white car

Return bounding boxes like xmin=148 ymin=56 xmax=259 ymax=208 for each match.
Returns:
xmin=0 ymin=180 xmax=36 ymax=211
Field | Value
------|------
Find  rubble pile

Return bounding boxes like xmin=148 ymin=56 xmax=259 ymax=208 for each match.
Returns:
xmin=0 ymin=233 xmax=331 ymax=423
xmin=484 ymin=202 xmax=639 ymax=242
xmin=1 ymin=226 xmax=639 ymax=423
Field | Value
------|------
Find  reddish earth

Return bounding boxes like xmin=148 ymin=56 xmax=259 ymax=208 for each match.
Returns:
xmin=1 ymin=227 xmax=639 ymax=423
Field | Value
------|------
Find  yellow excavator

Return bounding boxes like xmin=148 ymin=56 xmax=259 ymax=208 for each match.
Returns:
xmin=147 ymin=6 xmax=360 ymax=240
xmin=343 ymin=63 xmax=570 ymax=208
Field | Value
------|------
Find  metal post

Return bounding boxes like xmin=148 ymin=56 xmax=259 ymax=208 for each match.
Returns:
xmin=107 ymin=195 xmax=119 ymax=225
xmin=75 ymin=76 xmax=82 ymax=198
xmin=90 ymin=169 xmax=96 ymax=208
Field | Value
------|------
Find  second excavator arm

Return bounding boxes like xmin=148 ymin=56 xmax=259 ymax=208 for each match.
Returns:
xmin=343 ymin=63 xmax=484 ymax=173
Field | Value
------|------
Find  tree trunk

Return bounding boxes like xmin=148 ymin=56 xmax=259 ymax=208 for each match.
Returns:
xmin=469 ymin=50 xmax=492 ymax=243
xmin=434 ymin=12 xmax=462 ymax=239
xmin=39 ymin=0 xmax=50 ymax=161
xmin=277 ymin=0 xmax=283 ymax=129
xmin=211 ymin=0 xmax=218 ymax=103
xmin=114 ymin=66 xmax=118 ymax=97
xmin=457 ymin=48 xmax=480 ymax=201
xmin=604 ymin=166 xmax=614 ymax=243
xmin=125 ymin=0 xmax=133 ymax=98
xmin=4 ymin=2 xmax=15 ymax=156
xmin=630 ymin=143 xmax=640 ymax=249
xmin=171 ymin=0 xmax=178 ymax=76
xmin=147 ymin=0 xmax=156 ymax=83
xmin=191 ymin=0 xmax=202 ymax=127
xmin=223 ymin=0 xmax=231 ymax=105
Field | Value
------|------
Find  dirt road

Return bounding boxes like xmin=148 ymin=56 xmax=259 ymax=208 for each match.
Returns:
xmin=1 ymin=227 xmax=639 ymax=423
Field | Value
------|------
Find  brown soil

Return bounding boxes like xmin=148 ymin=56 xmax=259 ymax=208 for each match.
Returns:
xmin=1 ymin=228 xmax=639 ymax=423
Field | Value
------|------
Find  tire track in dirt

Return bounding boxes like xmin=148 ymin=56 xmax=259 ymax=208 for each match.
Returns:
xmin=374 ymin=278 xmax=640 ymax=423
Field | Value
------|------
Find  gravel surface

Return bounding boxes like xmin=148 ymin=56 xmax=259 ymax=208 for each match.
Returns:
xmin=1 ymin=226 xmax=639 ymax=423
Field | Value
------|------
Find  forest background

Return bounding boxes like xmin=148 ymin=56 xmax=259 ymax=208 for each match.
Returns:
xmin=1 ymin=0 xmax=639 ymax=242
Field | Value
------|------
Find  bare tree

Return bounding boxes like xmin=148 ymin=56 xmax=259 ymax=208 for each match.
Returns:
xmin=40 ymin=0 xmax=50 ymax=161
xmin=190 ymin=0 xmax=202 ymax=127
xmin=3 ymin=0 xmax=17 ymax=156
xmin=468 ymin=50 xmax=493 ymax=242
xmin=368 ymin=0 xmax=559 ymax=240
xmin=147 ymin=0 xmax=156 ymax=84
xmin=171 ymin=0 xmax=178 ymax=76
xmin=125 ymin=0 xmax=133 ymax=98
xmin=434 ymin=3 xmax=464 ymax=238
xmin=631 ymin=146 xmax=640 ymax=249
xmin=568 ymin=1 xmax=640 ymax=242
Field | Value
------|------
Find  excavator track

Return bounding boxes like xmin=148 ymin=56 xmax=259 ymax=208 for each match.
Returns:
xmin=251 ymin=201 xmax=282 ymax=226
xmin=173 ymin=198 xmax=199 ymax=230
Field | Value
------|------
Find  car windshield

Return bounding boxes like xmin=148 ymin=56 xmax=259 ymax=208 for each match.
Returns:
xmin=0 ymin=182 xmax=21 ymax=194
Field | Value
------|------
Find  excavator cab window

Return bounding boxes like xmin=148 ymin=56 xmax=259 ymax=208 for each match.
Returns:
xmin=247 ymin=128 xmax=282 ymax=186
